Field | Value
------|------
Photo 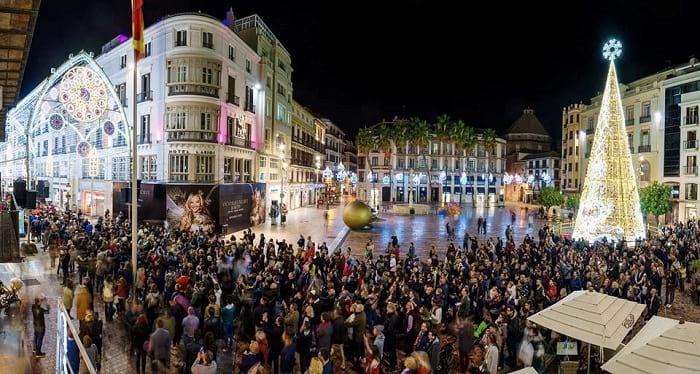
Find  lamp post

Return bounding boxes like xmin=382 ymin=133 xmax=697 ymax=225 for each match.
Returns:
xmin=322 ymin=166 xmax=333 ymax=210
xmin=460 ymin=172 xmax=467 ymax=205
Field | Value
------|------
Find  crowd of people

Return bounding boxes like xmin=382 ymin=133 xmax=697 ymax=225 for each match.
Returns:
xmin=25 ymin=203 xmax=700 ymax=374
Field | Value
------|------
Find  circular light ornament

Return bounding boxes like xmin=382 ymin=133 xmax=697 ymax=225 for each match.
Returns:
xmin=602 ymin=39 xmax=622 ymax=61
xmin=503 ymin=173 xmax=513 ymax=185
xmin=48 ymin=113 xmax=65 ymax=131
xmin=59 ymin=66 xmax=109 ymax=123
xmin=77 ymin=141 xmax=91 ymax=158
xmin=103 ymin=120 xmax=115 ymax=136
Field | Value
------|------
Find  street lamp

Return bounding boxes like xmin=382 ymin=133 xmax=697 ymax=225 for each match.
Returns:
xmin=460 ymin=172 xmax=467 ymax=205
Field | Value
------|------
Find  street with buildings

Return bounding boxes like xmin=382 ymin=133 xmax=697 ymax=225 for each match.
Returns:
xmin=0 ymin=2 xmax=699 ymax=374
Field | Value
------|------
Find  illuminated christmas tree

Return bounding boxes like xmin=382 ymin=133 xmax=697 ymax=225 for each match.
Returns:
xmin=572 ymin=39 xmax=646 ymax=243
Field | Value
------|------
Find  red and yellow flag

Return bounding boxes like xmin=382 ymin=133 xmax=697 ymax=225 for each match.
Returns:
xmin=131 ymin=0 xmax=144 ymax=61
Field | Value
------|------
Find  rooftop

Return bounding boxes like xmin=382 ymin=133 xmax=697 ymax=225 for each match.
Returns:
xmin=505 ymin=108 xmax=550 ymax=137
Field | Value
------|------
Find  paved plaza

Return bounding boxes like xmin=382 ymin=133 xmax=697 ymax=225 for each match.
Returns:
xmin=343 ymin=202 xmax=552 ymax=257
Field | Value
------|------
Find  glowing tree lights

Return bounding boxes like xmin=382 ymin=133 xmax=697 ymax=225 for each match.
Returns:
xmin=572 ymin=39 xmax=646 ymax=243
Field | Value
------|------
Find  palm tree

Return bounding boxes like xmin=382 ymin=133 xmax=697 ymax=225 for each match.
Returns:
xmin=355 ymin=127 xmax=375 ymax=169
xmin=481 ymin=128 xmax=497 ymax=153
xmin=434 ymin=114 xmax=452 ymax=142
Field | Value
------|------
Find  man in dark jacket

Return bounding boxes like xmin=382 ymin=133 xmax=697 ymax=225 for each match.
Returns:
xmin=345 ymin=303 xmax=367 ymax=369
xmin=316 ymin=312 xmax=333 ymax=352
xmin=331 ymin=308 xmax=347 ymax=370
xmin=32 ymin=297 xmax=49 ymax=357
xmin=383 ymin=303 xmax=399 ymax=368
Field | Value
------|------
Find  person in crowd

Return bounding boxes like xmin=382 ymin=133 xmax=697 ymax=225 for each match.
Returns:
xmin=190 ymin=350 xmax=217 ymax=374
xmin=32 ymin=296 xmax=49 ymax=357
xmin=80 ymin=335 xmax=98 ymax=373
xmin=132 ymin=314 xmax=151 ymax=374
xmin=149 ymin=319 xmax=172 ymax=372
xmin=241 ymin=340 xmax=264 ymax=374
xmin=280 ymin=333 xmax=296 ymax=374
xmin=63 ymin=279 xmax=74 ymax=319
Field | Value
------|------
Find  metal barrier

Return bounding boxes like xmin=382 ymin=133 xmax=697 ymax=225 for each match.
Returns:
xmin=56 ymin=301 xmax=96 ymax=374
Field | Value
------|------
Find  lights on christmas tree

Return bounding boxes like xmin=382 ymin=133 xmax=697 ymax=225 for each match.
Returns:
xmin=573 ymin=40 xmax=645 ymax=243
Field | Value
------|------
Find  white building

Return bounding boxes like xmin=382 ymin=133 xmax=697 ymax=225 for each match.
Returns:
xmin=0 ymin=12 xmax=265 ymax=215
xmin=660 ymin=59 xmax=700 ymax=221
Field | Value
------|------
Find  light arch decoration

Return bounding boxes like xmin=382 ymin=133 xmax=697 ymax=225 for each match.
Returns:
xmin=3 ymin=51 xmax=133 ymax=182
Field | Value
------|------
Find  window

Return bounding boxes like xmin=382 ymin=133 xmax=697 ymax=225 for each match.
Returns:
xmin=277 ymin=83 xmax=286 ymax=97
xmin=625 ymin=105 xmax=634 ymax=121
xmin=140 ymin=115 xmax=150 ymax=143
xmin=176 ymin=30 xmax=187 ymax=46
xmin=120 ymin=54 xmax=127 ymax=68
xmin=259 ymin=157 xmax=266 ymax=168
xmin=397 ymin=159 xmax=404 ymax=169
xmin=228 ymin=45 xmax=235 ymax=61
xmin=265 ymin=98 xmax=272 ymax=117
xmin=642 ymin=101 xmax=651 ymax=117
xmin=95 ymin=128 xmax=103 ymax=149
xmin=169 ymin=112 xmax=187 ymax=130
xmin=170 ymin=154 xmax=189 ymax=181
xmin=196 ymin=155 xmax=214 ymax=182
xmin=433 ymin=159 xmax=439 ymax=169
xmin=111 ymin=156 xmax=128 ymax=181
xmin=628 ymin=133 xmax=633 ymax=148
xmin=202 ymin=31 xmax=213 ymax=49
xmin=177 ymin=65 xmax=187 ymax=82
xmin=641 ymin=130 xmax=650 ymax=146
xmin=687 ymin=106 xmax=699 ymax=125
xmin=276 ymin=103 xmax=287 ymax=122
xmin=202 ymin=67 xmax=213 ymax=84
xmin=144 ymin=42 xmax=151 ymax=58
xmin=245 ymin=59 xmax=251 ymax=73
xmin=587 ymin=117 xmax=594 ymax=129
xmin=115 ymin=123 xmax=126 ymax=147
xmin=371 ymin=157 xmax=378 ymax=166
xmin=200 ymin=113 xmax=213 ymax=131
xmin=140 ymin=155 xmax=157 ymax=180
xmin=686 ymin=183 xmax=697 ymax=200
xmin=140 ymin=73 xmax=151 ymax=98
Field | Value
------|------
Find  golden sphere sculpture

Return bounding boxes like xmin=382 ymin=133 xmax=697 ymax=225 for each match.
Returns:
xmin=342 ymin=200 xmax=373 ymax=229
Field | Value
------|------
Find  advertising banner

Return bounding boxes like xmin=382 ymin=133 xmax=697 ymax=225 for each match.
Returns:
xmin=165 ymin=184 xmax=218 ymax=234
xmin=218 ymin=183 xmax=266 ymax=234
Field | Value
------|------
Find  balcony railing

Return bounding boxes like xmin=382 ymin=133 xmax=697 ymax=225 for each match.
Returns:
xmin=686 ymin=116 xmax=699 ymax=126
xmin=225 ymin=137 xmax=255 ymax=150
xmin=226 ymin=93 xmax=240 ymax=106
xmin=639 ymin=115 xmax=651 ymax=123
xmin=202 ymin=42 xmax=214 ymax=49
xmin=625 ymin=118 xmax=635 ymax=126
xmin=175 ymin=40 xmax=187 ymax=47
xmin=684 ymin=166 xmax=698 ymax=176
xmin=638 ymin=144 xmax=651 ymax=153
xmin=586 ymin=127 xmax=595 ymax=135
xmin=684 ymin=140 xmax=698 ymax=149
xmin=245 ymin=104 xmax=256 ymax=114
xmin=167 ymin=131 xmax=217 ymax=143
xmin=168 ymin=84 xmax=219 ymax=98
xmin=136 ymin=90 xmax=153 ymax=103
xmin=138 ymin=135 xmax=151 ymax=144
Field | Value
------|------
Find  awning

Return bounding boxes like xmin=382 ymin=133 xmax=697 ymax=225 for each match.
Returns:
xmin=509 ymin=368 xmax=538 ymax=374
xmin=527 ymin=290 xmax=645 ymax=350
xmin=601 ymin=316 xmax=700 ymax=374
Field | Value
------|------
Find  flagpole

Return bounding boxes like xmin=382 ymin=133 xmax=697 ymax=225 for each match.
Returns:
xmin=131 ymin=53 xmax=138 ymax=297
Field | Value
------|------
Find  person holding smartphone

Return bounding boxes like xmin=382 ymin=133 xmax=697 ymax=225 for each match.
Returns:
xmin=191 ymin=349 xmax=217 ymax=374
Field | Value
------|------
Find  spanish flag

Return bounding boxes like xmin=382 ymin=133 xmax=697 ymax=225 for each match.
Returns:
xmin=131 ymin=0 xmax=144 ymax=61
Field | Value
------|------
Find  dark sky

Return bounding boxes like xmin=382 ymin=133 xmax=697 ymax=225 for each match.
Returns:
xmin=22 ymin=0 xmax=700 ymax=141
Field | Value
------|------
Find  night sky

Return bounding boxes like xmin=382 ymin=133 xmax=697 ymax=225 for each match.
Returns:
xmin=21 ymin=0 xmax=700 ymax=142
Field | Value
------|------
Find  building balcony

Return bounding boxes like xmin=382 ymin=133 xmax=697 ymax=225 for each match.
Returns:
xmin=167 ymin=130 xmax=217 ymax=143
xmin=686 ymin=117 xmax=699 ymax=126
xmin=225 ymin=136 xmax=255 ymax=150
xmin=120 ymin=98 xmax=128 ymax=107
xmin=684 ymin=166 xmax=698 ymax=176
xmin=202 ymin=42 xmax=214 ymax=49
xmin=638 ymin=144 xmax=651 ymax=153
xmin=625 ymin=118 xmax=635 ymax=126
xmin=245 ymin=104 xmax=256 ymax=114
xmin=138 ymin=135 xmax=151 ymax=144
xmin=136 ymin=90 xmax=153 ymax=103
xmin=167 ymin=83 xmax=219 ymax=98
xmin=639 ymin=115 xmax=651 ymax=123
xmin=175 ymin=40 xmax=187 ymax=47
xmin=226 ymin=93 xmax=240 ymax=106
xmin=629 ymin=147 xmax=634 ymax=154
xmin=684 ymin=140 xmax=698 ymax=150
